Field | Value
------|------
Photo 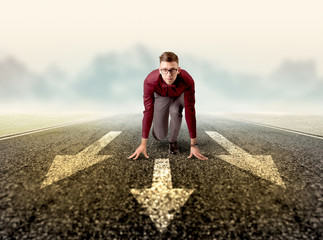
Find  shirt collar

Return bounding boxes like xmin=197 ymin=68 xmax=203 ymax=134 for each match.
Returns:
xmin=159 ymin=74 xmax=178 ymax=88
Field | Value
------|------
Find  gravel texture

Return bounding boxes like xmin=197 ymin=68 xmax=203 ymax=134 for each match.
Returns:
xmin=0 ymin=114 xmax=322 ymax=239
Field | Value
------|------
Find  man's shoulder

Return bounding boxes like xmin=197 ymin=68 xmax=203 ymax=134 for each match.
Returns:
xmin=145 ymin=69 xmax=160 ymax=84
xmin=179 ymin=69 xmax=194 ymax=84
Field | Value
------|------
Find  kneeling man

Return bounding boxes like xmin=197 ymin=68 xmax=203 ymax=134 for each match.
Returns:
xmin=129 ymin=52 xmax=208 ymax=160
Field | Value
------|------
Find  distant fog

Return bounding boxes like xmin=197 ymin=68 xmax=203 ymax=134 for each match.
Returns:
xmin=1 ymin=45 xmax=322 ymax=114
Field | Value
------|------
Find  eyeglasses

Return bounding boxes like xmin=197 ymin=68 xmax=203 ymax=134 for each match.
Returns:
xmin=160 ymin=68 xmax=178 ymax=75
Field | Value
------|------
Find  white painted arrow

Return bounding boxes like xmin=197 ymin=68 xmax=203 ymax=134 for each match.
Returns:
xmin=131 ymin=159 xmax=194 ymax=233
xmin=41 ymin=131 xmax=122 ymax=188
xmin=205 ymin=131 xmax=285 ymax=188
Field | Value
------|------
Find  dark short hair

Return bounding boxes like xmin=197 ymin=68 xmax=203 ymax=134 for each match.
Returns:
xmin=159 ymin=52 xmax=179 ymax=64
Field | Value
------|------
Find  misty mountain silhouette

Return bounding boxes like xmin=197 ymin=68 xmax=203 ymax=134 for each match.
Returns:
xmin=268 ymin=60 xmax=322 ymax=98
xmin=1 ymin=44 xmax=322 ymax=113
xmin=0 ymin=57 xmax=69 ymax=101
xmin=0 ymin=57 xmax=35 ymax=99
xmin=73 ymin=44 xmax=155 ymax=103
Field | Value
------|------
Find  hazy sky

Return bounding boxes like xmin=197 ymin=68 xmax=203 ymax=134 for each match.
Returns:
xmin=1 ymin=0 xmax=323 ymax=76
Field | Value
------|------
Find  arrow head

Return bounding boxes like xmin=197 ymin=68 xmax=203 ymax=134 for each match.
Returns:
xmin=206 ymin=131 xmax=285 ymax=188
xmin=218 ymin=154 xmax=286 ymax=188
xmin=41 ymin=154 xmax=110 ymax=188
xmin=131 ymin=188 xmax=194 ymax=232
xmin=41 ymin=131 xmax=122 ymax=188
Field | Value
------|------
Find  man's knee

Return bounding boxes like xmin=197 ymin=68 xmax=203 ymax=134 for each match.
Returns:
xmin=169 ymin=104 xmax=184 ymax=118
xmin=152 ymin=127 xmax=167 ymax=141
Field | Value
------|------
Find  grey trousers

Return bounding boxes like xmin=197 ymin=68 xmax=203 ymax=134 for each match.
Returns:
xmin=152 ymin=92 xmax=185 ymax=142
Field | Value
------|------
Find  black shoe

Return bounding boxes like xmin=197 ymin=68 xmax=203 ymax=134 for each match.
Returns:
xmin=169 ymin=141 xmax=179 ymax=155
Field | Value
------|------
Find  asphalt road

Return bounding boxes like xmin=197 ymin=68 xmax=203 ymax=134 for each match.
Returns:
xmin=0 ymin=114 xmax=322 ymax=239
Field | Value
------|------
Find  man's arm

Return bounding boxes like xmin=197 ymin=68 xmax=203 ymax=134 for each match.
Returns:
xmin=183 ymin=73 xmax=208 ymax=160
xmin=129 ymin=72 xmax=156 ymax=159
xmin=183 ymin=72 xmax=196 ymax=139
xmin=142 ymin=90 xmax=154 ymax=138
xmin=142 ymin=75 xmax=156 ymax=138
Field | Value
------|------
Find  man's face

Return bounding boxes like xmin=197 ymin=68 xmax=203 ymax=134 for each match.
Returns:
xmin=159 ymin=61 xmax=181 ymax=85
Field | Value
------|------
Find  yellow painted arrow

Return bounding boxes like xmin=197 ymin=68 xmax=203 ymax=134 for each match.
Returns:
xmin=41 ymin=131 xmax=122 ymax=188
xmin=131 ymin=159 xmax=194 ymax=232
xmin=205 ymin=131 xmax=286 ymax=188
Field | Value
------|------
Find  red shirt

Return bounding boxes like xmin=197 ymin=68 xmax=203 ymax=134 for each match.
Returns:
xmin=142 ymin=69 xmax=196 ymax=139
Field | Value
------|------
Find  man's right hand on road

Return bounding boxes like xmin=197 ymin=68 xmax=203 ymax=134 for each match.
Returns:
xmin=128 ymin=139 xmax=149 ymax=159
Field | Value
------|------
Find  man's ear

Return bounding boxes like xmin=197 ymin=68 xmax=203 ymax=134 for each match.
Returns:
xmin=178 ymin=67 xmax=181 ymax=74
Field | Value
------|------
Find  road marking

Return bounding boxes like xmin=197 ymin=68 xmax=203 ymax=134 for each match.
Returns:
xmin=131 ymin=159 xmax=194 ymax=233
xmin=0 ymin=117 xmax=104 ymax=141
xmin=41 ymin=131 xmax=122 ymax=188
xmin=205 ymin=131 xmax=286 ymax=188
xmin=231 ymin=118 xmax=323 ymax=140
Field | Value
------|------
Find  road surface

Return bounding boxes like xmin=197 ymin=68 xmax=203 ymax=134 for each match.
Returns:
xmin=0 ymin=114 xmax=322 ymax=239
